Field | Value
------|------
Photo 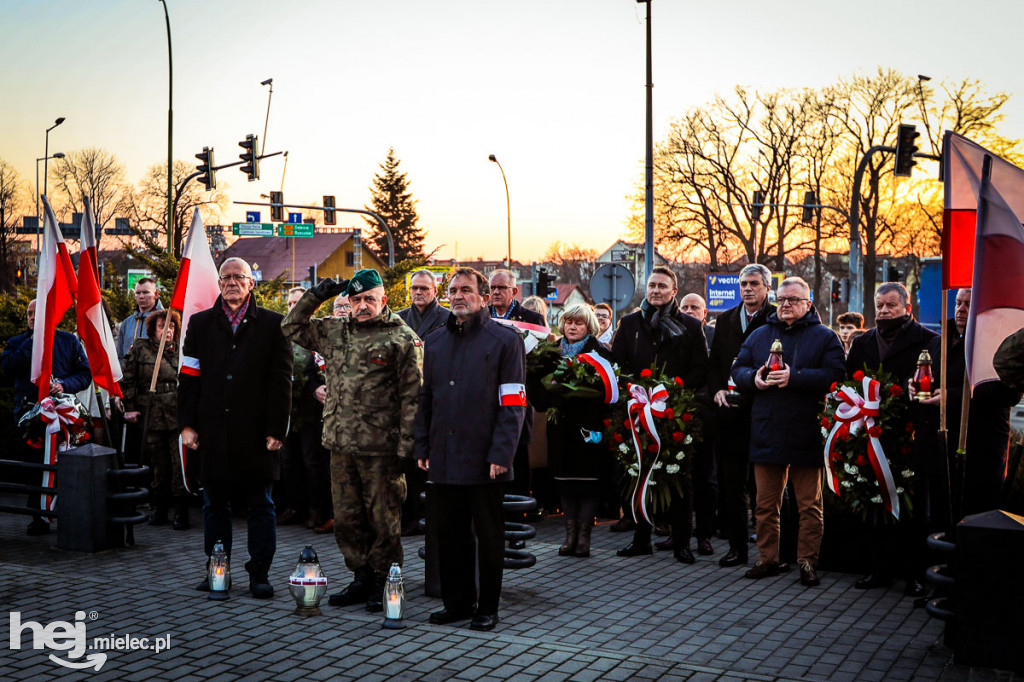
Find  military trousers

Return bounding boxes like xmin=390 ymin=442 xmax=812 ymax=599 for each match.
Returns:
xmin=330 ymin=451 xmax=407 ymax=575
xmin=147 ymin=428 xmax=186 ymax=497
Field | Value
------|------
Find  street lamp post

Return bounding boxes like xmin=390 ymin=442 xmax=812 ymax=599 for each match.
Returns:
xmin=261 ymin=78 xmax=273 ymax=156
xmin=43 ymin=117 xmax=65 ymax=204
xmin=488 ymin=154 xmax=511 ymax=267
xmin=638 ymin=0 xmax=654 ymax=282
xmin=158 ymin=0 xmax=174 ymax=254
xmin=36 ymin=152 xmax=65 ymax=255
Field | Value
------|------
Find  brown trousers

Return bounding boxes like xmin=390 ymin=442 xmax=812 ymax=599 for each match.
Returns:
xmin=753 ymin=464 xmax=823 ymax=565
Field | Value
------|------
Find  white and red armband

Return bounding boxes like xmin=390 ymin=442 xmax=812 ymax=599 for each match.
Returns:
xmin=498 ymin=383 xmax=527 ymax=407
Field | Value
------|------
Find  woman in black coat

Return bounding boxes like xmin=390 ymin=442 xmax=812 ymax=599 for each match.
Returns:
xmin=545 ymin=304 xmax=613 ymax=558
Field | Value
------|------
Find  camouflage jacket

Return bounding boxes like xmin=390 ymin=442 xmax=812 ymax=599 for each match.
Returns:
xmin=291 ymin=343 xmax=325 ymax=429
xmin=122 ymin=337 xmax=179 ymax=431
xmin=282 ymin=291 xmax=423 ymax=458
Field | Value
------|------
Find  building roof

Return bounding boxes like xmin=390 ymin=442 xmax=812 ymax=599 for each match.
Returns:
xmin=219 ymin=231 xmax=368 ymax=281
xmin=551 ymin=283 xmax=592 ymax=306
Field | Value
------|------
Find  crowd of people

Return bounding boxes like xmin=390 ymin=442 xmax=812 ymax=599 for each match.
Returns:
xmin=3 ymin=258 xmax=1024 ymax=633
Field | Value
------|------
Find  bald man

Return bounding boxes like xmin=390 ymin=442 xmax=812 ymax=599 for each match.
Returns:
xmin=680 ymin=293 xmax=714 ymax=353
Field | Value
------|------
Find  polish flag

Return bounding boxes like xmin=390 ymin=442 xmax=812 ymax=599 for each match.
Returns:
xmin=964 ymin=153 xmax=1024 ymax=391
xmin=169 ymin=208 xmax=220 ymax=359
xmin=499 ymin=383 xmax=527 ymax=407
xmin=942 ymin=131 xmax=1024 ymax=289
xmin=31 ymin=196 xmax=79 ymax=402
xmin=76 ymin=196 xmax=122 ymax=398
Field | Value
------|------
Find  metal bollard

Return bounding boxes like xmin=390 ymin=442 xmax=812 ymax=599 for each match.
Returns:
xmin=57 ymin=444 xmax=118 ymax=552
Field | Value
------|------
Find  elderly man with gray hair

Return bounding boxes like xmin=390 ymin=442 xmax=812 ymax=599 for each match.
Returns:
xmin=707 ymin=263 xmax=776 ymax=568
xmin=398 ymin=269 xmax=448 ymax=338
xmin=732 ymin=276 xmax=845 ymax=587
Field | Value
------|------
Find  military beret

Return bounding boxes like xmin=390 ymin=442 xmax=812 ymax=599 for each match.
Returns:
xmin=345 ymin=268 xmax=384 ymax=295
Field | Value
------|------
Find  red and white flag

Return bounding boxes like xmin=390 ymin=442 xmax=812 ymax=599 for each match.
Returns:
xmin=942 ymin=131 xmax=1024 ymax=289
xmin=498 ymin=383 xmax=527 ymax=407
xmin=76 ymin=196 xmax=122 ymax=398
xmin=169 ymin=208 xmax=220 ymax=358
xmin=32 ymin=196 xmax=79 ymax=402
xmin=964 ymin=153 xmax=1024 ymax=390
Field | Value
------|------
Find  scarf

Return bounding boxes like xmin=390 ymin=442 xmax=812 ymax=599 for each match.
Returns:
xmin=560 ymin=335 xmax=589 ymax=357
xmin=875 ymin=314 xmax=911 ymax=361
xmin=641 ymin=298 xmax=686 ymax=338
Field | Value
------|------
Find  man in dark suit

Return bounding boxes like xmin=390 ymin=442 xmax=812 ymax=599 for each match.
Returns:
xmin=846 ymin=281 xmax=940 ymax=598
xmin=488 ymin=269 xmax=546 ymax=499
xmin=397 ymin=270 xmax=449 ymax=339
xmin=611 ymin=267 xmax=708 ymax=563
xmin=707 ymin=264 xmax=776 ymax=568
xmin=178 ymin=257 xmax=292 ymax=599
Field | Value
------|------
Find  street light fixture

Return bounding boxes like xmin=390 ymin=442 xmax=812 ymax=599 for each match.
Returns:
xmin=488 ymin=154 xmax=511 ymax=267
xmin=261 ymin=78 xmax=273 ymax=156
xmin=158 ymin=0 xmax=174 ymax=253
xmin=43 ymin=117 xmax=65 ymax=205
xmin=36 ymin=152 xmax=65 ymax=256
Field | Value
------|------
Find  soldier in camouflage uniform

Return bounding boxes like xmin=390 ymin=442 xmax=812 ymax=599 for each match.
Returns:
xmin=282 ymin=268 xmax=423 ymax=612
xmin=121 ymin=310 xmax=189 ymax=528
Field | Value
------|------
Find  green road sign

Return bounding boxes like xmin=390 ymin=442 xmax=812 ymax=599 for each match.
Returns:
xmin=232 ymin=222 xmax=275 ymax=237
xmin=277 ymin=223 xmax=314 ymax=237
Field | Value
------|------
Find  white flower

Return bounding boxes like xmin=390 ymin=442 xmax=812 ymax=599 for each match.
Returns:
xmin=843 ymin=464 xmax=858 ymax=475
xmin=870 ymin=495 xmax=883 ymax=504
xmin=901 ymin=469 xmax=914 ymax=478
xmin=855 ymin=476 xmax=867 ymax=483
xmin=666 ymin=464 xmax=680 ymax=474
xmin=619 ymin=444 xmax=630 ymax=454
xmin=653 ymin=461 xmax=663 ymax=470
xmin=648 ymin=480 xmax=657 ymax=486
xmin=684 ymin=435 xmax=693 ymax=445
xmin=821 ymin=427 xmax=829 ymax=438
xmin=627 ymin=466 xmax=639 ymax=477
xmin=896 ymin=487 xmax=905 ymax=494
xmin=675 ymin=452 xmax=685 ymax=461
xmin=841 ymin=481 xmax=854 ymax=489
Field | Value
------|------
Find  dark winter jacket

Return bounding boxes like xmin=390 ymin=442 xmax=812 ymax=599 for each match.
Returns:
xmin=415 ymin=307 xmax=526 ymax=485
xmin=545 ymin=335 xmax=613 ymax=481
xmin=846 ymin=316 xmax=941 ymax=386
xmin=995 ymin=327 xmax=1024 ymax=390
xmin=707 ymin=301 xmax=776 ymax=395
xmin=397 ymin=299 xmax=450 ymax=340
xmin=116 ymin=300 xmax=164 ymax=364
xmin=177 ymin=294 xmax=292 ymax=483
xmin=121 ymin=336 xmax=179 ymax=431
xmin=611 ymin=300 xmax=708 ymax=390
xmin=1 ymin=329 xmax=92 ymax=415
xmin=732 ymin=306 xmax=845 ymax=467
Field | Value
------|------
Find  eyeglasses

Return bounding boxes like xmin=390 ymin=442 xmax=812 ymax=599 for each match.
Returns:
xmin=219 ymin=274 xmax=251 ymax=282
xmin=333 ymin=304 xmax=352 ymax=311
xmin=777 ymin=296 xmax=809 ymax=307
xmin=490 ymin=285 xmax=512 ymax=292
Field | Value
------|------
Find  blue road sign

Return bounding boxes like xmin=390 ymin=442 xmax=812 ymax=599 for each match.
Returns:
xmin=288 ymin=212 xmax=302 ymax=224
xmin=706 ymin=273 xmax=741 ymax=313
xmin=246 ymin=211 xmax=260 ymax=223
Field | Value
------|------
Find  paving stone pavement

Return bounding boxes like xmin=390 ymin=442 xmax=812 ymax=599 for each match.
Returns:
xmin=0 ymin=502 xmax=1016 ymax=681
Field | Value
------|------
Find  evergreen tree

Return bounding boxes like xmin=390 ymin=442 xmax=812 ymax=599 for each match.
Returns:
xmin=364 ymin=148 xmax=424 ymax=263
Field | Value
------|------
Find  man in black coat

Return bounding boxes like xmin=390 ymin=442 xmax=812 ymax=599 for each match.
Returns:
xmin=178 ymin=257 xmax=292 ymax=599
xmin=707 ymin=264 xmax=776 ymax=568
xmin=488 ymin=269 xmax=546 ymax=499
xmin=845 ymin=282 xmax=940 ymax=597
xmin=416 ymin=267 xmax=526 ymax=632
xmin=936 ymin=289 xmax=1021 ymax=517
xmin=611 ymin=266 xmax=708 ymax=563
xmin=396 ymin=269 xmax=449 ymax=534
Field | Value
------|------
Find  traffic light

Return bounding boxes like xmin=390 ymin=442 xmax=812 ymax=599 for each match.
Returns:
xmin=195 ymin=147 xmax=216 ymax=191
xmin=307 ymin=265 xmax=316 ymax=285
xmin=802 ymin=191 xmax=816 ymax=223
xmin=884 ymin=262 xmax=902 ymax=282
xmin=238 ymin=134 xmax=259 ymax=182
xmin=536 ymin=269 xmax=557 ymax=298
xmin=15 ymin=266 xmax=23 ymax=282
xmin=270 ymin=191 xmax=284 ymax=222
xmin=323 ymin=195 xmax=336 ymax=226
xmin=751 ymin=190 xmax=764 ymax=223
xmin=894 ymin=123 xmax=919 ymax=177
xmin=831 ymin=280 xmax=841 ymax=303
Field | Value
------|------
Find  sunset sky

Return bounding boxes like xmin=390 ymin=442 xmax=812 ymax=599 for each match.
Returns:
xmin=3 ymin=0 xmax=1022 ymax=263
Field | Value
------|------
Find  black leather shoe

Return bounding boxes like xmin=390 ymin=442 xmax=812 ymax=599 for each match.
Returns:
xmin=429 ymin=607 xmax=475 ymax=625
xmin=904 ymin=579 xmax=926 ymax=598
xmin=366 ymin=573 xmax=386 ymax=613
xmin=654 ymin=537 xmax=674 ymax=551
xmin=470 ymin=613 xmax=499 ymax=631
xmin=697 ymin=538 xmax=714 ymax=556
xmin=26 ymin=518 xmax=51 ymax=536
xmin=799 ymin=562 xmax=821 ymax=587
xmin=855 ymin=573 xmax=892 ymax=589
xmin=328 ymin=580 xmax=369 ymax=607
xmin=616 ymin=542 xmax=653 ymax=557
xmin=674 ymin=547 xmax=696 ymax=565
xmin=718 ymin=550 xmax=747 ymax=567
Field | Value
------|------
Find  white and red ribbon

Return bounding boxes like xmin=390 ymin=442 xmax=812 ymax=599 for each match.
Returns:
xmin=37 ymin=397 xmax=79 ymax=515
xmin=626 ymin=382 xmax=669 ymax=525
xmin=576 ymin=353 xmax=619 ymax=404
xmin=823 ymin=376 xmax=900 ymax=519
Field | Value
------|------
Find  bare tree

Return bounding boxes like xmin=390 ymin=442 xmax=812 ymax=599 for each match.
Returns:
xmin=0 ymin=159 xmax=32 ymax=292
xmin=48 ymin=148 xmax=128 ymax=247
xmin=541 ymin=241 xmax=599 ymax=293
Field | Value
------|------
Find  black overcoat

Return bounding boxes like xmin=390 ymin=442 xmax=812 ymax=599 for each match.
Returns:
xmin=177 ymin=295 xmax=292 ymax=483
xmin=611 ymin=305 xmax=708 ymax=390
xmin=845 ymin=317 xmax=941 ymax=385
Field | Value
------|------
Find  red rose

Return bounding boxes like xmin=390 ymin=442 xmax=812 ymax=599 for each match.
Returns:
xmin=838 ymin=428 xmax=850 ymax=442
xmin=613 ymin=432 xmax=624 ymax=443
xmin=665 ymin=408 xmax=675 ymax=419
xmin=682 ymin=412 xmax=693 ymax=422
xmin=672 ymin=431 xmax=684 ymax=443
xmin=673 ymin=376 xmax=684 ymax=386
xmin=820 ymin=417 xmax=831 ymax=428
xmin=624 ymin=419 xmax=631 ymax=428
xmin=830 ymin=451 xmax=842 ymax=463
xmin=830 ymin=382 xmax=837 ymax=392
xmin=868 ymin=425 xmax=882 ymax=438
xmin=853 ymin=370 xmax=865 ymax=381
xmin=889 ymin=384 xmax=903 ymax=397
xmin=603 ymin=418 xmax=612 ymax=427
xmin=647 ymin=443 xmax=658 ymax=453
xmin=641 ymin=369 xmax=653 ymax=378
xmin=905 ymin=421 xmax=914 ymax=433
xmin=855 ymin=455 xmax=868 ymax=466
xmin=565 ymin=357 xmax=574 ymax=365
